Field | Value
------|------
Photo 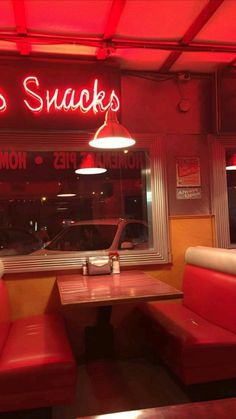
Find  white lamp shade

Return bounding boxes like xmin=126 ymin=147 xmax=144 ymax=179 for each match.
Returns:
xmin=57 ymin=182 xmax=76 ymax=197
xmin=89 ymin=109 xmax=136 ymax=149
xmin=226 ymin=154 xmax=236 ymax=170
xmin=75 ymin=153 xmax=107 ymax=175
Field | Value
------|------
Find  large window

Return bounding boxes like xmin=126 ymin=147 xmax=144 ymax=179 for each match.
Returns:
xmin=0 ymin=150 xmax=149 ymax=246
xmin=226 ymin=149 xmax=236 ymax=245
xmin=209 ymin=136 xmax=236 ymax=248
xmin=0 ymin=132 xmax=170 ymax=273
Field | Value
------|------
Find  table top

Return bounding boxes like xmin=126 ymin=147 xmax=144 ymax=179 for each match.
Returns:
xmin=57 ymin=270 xmax=183 ymax=306
xmin=78 ymin=397 xmax=236 ymax=419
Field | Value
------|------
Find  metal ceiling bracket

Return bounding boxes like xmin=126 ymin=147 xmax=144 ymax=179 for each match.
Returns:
xmin=97 ymin=41 xmax=116 ymax=60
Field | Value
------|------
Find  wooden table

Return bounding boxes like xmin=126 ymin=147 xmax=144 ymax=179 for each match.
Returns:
xmin=57 ymin=270 xmax=183 ymax=307
xmin=78 ymin=397 xmax=236 ymax=419
xmin=57 ymin=270 xmax=182 ymax=359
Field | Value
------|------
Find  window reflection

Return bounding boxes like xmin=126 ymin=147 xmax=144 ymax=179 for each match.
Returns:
xmin=44 ymin=220 xmax=148 ymax=254
xmin=226 ymin=149 xmax=236 ymax=244
xmin=0 ymin=149 xmax=151 ymax=256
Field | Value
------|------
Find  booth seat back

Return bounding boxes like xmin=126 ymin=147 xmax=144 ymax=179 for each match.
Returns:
xmin=0 ymin=280 xmax=10 ymax=355
xmin=184 ymin=247 xmax=236 ymax=335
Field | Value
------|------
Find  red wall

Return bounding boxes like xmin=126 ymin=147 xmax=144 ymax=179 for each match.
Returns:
xmin=121 ymin=74 xmax=212 ymax=216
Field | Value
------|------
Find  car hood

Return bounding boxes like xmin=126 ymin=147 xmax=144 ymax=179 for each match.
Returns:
xmin=32 ymin=248 xmax=62 ymax=255
xmin=31 ymin=248 xmax=108 ymax=256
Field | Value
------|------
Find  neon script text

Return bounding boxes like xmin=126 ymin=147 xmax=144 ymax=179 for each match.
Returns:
xmin=0 ymin=76 xmax=120 ymax=114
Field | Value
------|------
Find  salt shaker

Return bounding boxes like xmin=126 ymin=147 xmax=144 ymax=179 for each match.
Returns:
xmin=82 ymin=262 xmax=88 ymax=275
xmin=112 ymin=254 xmax=120 ymax=274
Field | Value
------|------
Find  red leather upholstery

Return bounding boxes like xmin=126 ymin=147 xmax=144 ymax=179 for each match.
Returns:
xmin=0 ymin=279 xmax=77 ymax=412
xmin=140 ymin=301 xmax=236 ymax=384
xmin=183 ymin=265 xmax=236 ymax=334
xmin=139 ymin=261 xmax=236 ymax=385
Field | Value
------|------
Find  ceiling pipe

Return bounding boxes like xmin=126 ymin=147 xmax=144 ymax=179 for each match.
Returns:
xmin=1 ymin=33 xmax=236 ymax=55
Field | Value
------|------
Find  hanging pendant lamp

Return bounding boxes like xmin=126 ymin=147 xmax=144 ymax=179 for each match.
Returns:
xmin=89 ymin=109 xmax=136 ymax=149
xmin=57 ymin=182 xmax=76 ymax=197
xmin=226 ymin=154 xmax=236 ymax=170
xmin=75 ymin=153 xmax=107 ymax=175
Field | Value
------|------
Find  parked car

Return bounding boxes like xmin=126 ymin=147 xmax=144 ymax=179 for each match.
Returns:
xmin=33 ymin=218 xmax=149 ymax=255
xmin=0 ymin=227 xmax=44 ymax=256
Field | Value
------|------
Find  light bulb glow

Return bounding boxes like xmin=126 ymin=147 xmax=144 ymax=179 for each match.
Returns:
xmin=89 ymin=136 xmax=136 ymax=149
xmin=76 ymin=152 xmax=107 ymax=174
xmin=226 ymin=153 xmax=236 ymax=170
xmin=90 ymin=109 xmax=136 ymax=149
xmin=226 ymin=165 xmax=236 ymax=170
xmin=75 ymin=167 xmax=107 ymax=175
xmin=57 ymin=192 xmax=76 ymax=197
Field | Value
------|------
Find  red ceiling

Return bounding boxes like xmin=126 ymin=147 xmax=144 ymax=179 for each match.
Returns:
xmin=0 ymin=0 xmax=236 ymax=73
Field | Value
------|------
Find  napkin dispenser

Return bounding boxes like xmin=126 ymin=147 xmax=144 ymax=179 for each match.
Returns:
xmin=87 ymin=256 xmax=111 ymax=275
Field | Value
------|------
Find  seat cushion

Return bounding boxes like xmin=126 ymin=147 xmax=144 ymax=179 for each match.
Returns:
xmin=0 ymin=313 xmax=77 ymax=411
xmin=139 ymin=301 xmax=236 ymax=384
xmin=183 ymin=264 xmax=236 ymax=334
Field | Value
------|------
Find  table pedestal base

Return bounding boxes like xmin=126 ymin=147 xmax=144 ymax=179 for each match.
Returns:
xmin=84 ymin=306 xmax=114 ymax=360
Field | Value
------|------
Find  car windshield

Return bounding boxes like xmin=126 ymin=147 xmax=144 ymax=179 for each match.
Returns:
xmin=46 ymin=224 xmax=118 ymax=251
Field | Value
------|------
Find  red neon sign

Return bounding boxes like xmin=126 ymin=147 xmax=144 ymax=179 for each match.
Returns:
xmin=23 ymin=76 xmax=120 ymax=114
xmin=0 ymin=76 xmax=120 ymax=115
xmin=0 ymin=94 xmax=6 ymax=112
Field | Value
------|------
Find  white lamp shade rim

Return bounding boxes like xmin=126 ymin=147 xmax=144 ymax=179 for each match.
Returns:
xmin=89 ymin=136 xmax=136 ymax=149
xmin=226 ymin=154 xmax=236 ymax=170
xmin=90 ymin=113 xmax=135 ymax=149
xmin=226 ymin=165 xmax=236 ymax=170
xmin=57 ymin=192 xmax=76 ymax=197
xmin=75 ymin=167 xmax=107 ymax=174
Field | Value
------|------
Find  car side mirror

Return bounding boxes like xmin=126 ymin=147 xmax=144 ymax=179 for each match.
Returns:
xmin=120 ymin=240 xmax=134 ymax=250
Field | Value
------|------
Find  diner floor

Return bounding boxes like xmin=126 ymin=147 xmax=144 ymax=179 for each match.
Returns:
xmin=53 ymin=356 xmax=190 ymax=419
xmin=1 ymin=355 xmax=236 ymax=419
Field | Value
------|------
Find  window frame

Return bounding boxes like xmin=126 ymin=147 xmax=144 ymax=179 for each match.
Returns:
xmin=0 ymin=131 xmax=171 ymax=273
xmin=209 ymin=134 xmax=236 ymax=248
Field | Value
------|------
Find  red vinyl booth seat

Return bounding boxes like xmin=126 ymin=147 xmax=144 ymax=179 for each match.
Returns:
xmin=0 ymin=279 xmax=77 ymax=412
xmin=139 ymin=247 xmax=236 ymax=385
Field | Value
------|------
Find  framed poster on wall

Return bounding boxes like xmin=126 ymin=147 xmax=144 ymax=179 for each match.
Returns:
xmin=176 ymin=157 xmax=201 ymax=187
